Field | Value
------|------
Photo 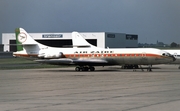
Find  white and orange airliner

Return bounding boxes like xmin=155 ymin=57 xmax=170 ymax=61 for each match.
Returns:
xmin=13 ymin=28 xmax=175 ymax=71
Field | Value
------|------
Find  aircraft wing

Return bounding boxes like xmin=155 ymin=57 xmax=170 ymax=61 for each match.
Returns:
xmin=35 ymin=58 xmax=73 ymax=65
xmin=72 ymin=59 xmax=108 ymax=66
xmin=35 ymin=58 xmax=108 ymax=66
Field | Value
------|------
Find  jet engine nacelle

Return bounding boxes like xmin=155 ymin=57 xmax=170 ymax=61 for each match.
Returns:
xmin=38 ymin=51 xmax=63 ymax=59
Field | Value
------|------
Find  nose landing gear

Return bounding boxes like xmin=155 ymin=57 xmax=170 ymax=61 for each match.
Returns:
xmin=147 ymin=65 xmax=152 ymax=72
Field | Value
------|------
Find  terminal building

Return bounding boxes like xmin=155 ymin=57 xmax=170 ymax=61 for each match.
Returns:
xmin=2 ymin=32 xmax=138 ymax=52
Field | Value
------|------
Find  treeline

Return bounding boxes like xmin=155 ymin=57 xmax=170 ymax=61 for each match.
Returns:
xmin=138 ymin=42 xmax=180 ymax=48
xmin=170 ymin=42 xmax=180 ymax=47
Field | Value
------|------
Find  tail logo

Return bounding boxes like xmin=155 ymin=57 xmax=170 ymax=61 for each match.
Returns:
xmin=18 ymin=33 xmax=27 ymax=43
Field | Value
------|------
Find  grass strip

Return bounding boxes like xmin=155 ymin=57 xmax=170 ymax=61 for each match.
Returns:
xmin=0 ymin=58 xmax=61 ymax=70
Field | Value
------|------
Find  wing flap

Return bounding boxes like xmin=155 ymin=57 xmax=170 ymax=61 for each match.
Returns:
xmin=35 ymin=58 xmax=73 ymax=65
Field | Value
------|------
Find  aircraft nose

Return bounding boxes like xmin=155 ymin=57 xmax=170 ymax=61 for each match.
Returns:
xmin=166 ymin=53 xmax=176 ymax=62
xmin=168 ymin=54 xmax=176 ymax=61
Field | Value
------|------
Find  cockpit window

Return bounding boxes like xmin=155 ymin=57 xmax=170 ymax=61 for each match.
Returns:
xmin=166 ymin=53 xmax=171 ymax=56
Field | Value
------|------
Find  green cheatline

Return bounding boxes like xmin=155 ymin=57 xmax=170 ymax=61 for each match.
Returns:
xmin=15 ymin=28 xmax=23 ymax=51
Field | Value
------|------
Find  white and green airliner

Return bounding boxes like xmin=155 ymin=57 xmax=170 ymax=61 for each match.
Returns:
xmin=13 ymin=28 xmax=175 ymax=71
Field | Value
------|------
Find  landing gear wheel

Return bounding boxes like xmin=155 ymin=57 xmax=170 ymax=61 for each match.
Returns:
xmin=134 ymin=65 xmax=139 ymax=69
xmin=75 ymin=66 xmax=95 ymax=71
xmin=82 ymin=67 xmax=89 ymax=71
xmin=147 ymin=68 xmax=152 ymax=72
xmin=75 ymin=67 xmax=80 ymax=71
xmin=89 ymin=67 xmax=95 ymax=71
xmin=147 ymin=65 xmax=152 ymax=72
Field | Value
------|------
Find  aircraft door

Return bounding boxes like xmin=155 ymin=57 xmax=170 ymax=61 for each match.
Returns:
xmin=141 ymin=52 xmax=148 ymax=64
xmin=142 ymin=52 xmax=146 ymax=58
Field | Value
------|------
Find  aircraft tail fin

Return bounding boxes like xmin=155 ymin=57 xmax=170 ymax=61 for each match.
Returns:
xmin=72 ymin=31 xmax=96 ymax=48
xmin=15 ymin=28 xmax=46 ymax=51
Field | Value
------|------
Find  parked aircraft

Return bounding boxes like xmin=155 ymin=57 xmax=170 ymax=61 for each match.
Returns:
xmin=13 ymin=28 xmax=175 ymax=71
xmin=163 ymin=50 xmax=180 ymax=69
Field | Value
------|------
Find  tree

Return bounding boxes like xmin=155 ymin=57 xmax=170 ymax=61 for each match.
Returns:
xmin=170 ymin=42 xmax=177 ymax=47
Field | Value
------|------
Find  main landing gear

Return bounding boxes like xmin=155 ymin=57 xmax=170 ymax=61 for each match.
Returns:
xmin=122 ymin=65 xmax=139 ymax=69
xmin=75 ymin=66 xmax=95 ymax=71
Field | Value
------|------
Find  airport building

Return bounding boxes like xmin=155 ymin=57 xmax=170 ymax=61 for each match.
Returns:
xmin=2 ymin=32 xmax=138 ymax=52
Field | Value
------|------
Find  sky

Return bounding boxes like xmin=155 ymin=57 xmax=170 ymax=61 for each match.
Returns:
xmin=0 ymin=0 xmax=180 ymax=44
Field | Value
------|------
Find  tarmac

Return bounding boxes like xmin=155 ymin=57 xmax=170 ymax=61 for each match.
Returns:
xmin=0 ymin=65 xmax=180 ymax=111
